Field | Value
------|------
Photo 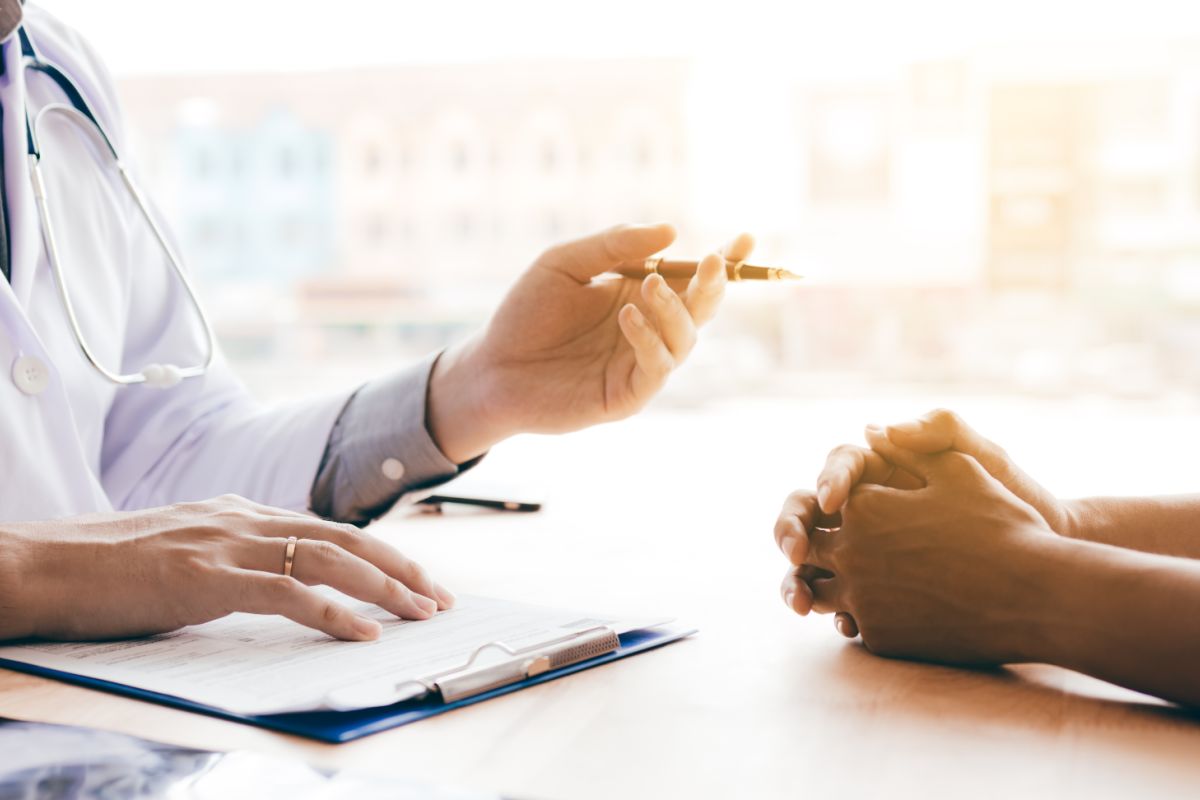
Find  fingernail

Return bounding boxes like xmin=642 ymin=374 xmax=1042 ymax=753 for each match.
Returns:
xmin=817 ymin=484 xmax=831 ymax=509
xmin=624 ymin=305 xmax=645 ymax=328
xmin=783 ymin=589 xmax=796 ymax=610
xmin=865 ymin=424 xmax=884 ymax=435
xmin=353 ymin=616 xmax=382 ymax=639
xmin=654 ymin=276 xmax=674 ymax=302
xmin=834 ymin=616 xmax=850 ymax=637
xmin=415 ymin=594 xmax=438 ymax=615
xmin=780 ymin=535 xmax=797 ymax=560
xmin=889 ymin=420 xmax=922 ymax=434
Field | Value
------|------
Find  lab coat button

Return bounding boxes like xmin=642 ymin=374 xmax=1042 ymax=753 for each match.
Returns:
xmin=12 ymin=356 xmax=49 ymax=395
xmin=381 ymin=458 xmax=405 ymax=481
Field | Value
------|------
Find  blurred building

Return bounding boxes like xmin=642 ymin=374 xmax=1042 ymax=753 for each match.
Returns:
xmin=114 ymin=44 xmax=1200 ymax=398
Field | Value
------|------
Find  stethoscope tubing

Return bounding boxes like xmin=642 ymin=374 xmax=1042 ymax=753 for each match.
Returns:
xmin=16 ymin=26 xmax=216 ymax=388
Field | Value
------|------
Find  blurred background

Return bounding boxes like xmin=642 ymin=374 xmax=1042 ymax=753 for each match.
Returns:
xmin=42 ymin=1 xmax=1200 ymax=458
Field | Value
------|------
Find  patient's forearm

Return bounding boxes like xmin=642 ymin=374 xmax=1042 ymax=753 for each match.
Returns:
xmin=1068 ymin=495 xmax=1200 ymax=559
xmin=1037 ymin=536 xmax=1200 ymax=707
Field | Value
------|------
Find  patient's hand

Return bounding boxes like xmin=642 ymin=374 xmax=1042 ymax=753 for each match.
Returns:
xmin=776 ymin=408 xmax=1072 ymax=636
xmin=778 ymin=448 xmax=1057 ymax=666
xmin=816 ymin=408 xmax=1076 ymax=538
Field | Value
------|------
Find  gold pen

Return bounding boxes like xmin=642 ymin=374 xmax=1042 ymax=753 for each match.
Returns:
xmin=613 ymin=257 xmax=802 ymax=282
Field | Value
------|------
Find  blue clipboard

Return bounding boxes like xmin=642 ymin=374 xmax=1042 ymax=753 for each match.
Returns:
xmin=0 ymin=626 xmax=693 ymax=743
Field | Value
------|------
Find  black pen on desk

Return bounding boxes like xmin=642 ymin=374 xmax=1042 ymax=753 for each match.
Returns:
xmin=612 ymin=257 xmax=802 ymax=282
xmin=418 ymin=494 xmax=542 ymax=513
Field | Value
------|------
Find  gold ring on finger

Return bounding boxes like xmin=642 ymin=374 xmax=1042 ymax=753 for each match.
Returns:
xmin=282 ymin=536 xmax=298 ymax=577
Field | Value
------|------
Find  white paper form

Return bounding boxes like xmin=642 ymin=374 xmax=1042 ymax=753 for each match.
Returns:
xmin=0 ymin=595 xmax=656 ymax=715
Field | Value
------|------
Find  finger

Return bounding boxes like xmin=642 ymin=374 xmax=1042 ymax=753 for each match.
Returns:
xmin=774 ymin=490 xmax=820 ymax=565
xmin=683 ymin=251 xmax=727 ymax=326
xmin=798 ymin=563 xmax=834 ymax=583
xmin=229 ymin=570 xmax=383 ymax=641
xmin=863 ymin=425 xmax=935 ymax=482
xmin=618 ymin=303 xmax=674 ymax=398
xmin=542 ymin=223 xmax=677 ymax=283
xmin=780 ymin=570 xmax=815 ymax=616
xmin=641 ymin=272 xmax=698 ymax=360
xmin=834 ymin=612 xmax=860 ymax=639
xmin=809 ymin=575 xmax=843 ymax=615
xmin=886 ymin=409 xmax=1018 ymax=488
xmin=245 ymin=538 xmax=438 ymax=620
xmin=816 ymin=445 xmax=899 ymax=514
xmin=720 ymin=231 xmax=756 ymax=263
xmin=253 ymin=517 xmax=453 ymax=610
xmin=807 ymin=527 xmax=838 ymax=572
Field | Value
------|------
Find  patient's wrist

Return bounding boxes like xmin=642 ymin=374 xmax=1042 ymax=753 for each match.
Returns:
xmin=1021 ymin=534 xmax=1124 ymax=671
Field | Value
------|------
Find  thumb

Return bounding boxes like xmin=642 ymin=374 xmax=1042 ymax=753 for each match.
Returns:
xmin=540 ymin=222 xmax=677 ymax=282
xmin=864 ymin=425 xmax=936 ymax=483
xmin=885 ymin=408 xmax=1012 ymax=480
xmin=883 ymin=409 xmax=960 ymax=453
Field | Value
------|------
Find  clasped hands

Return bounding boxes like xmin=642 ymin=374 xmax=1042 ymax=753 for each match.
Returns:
xmin=774 ymin=409 xmax=1076 ymax=666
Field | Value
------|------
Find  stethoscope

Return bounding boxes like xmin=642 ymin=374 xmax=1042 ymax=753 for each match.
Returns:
xmin=18 ymin=26 xmax=215 ymax=388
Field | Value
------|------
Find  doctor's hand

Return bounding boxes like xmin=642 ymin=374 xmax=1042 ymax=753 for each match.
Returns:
xmin=425 ymin=223 xmax=750 ymax=463
xmin=4 ymin=496 xmax=453 ymax=642
xmin=778 ymin=446 xmax=1058 ymax=666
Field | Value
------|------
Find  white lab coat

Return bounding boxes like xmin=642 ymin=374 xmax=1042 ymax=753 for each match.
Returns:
xmin=0 ymin=7 xmax=350 ymax=522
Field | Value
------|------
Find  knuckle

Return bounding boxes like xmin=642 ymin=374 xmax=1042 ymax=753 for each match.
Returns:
xmin=270 ymin=575 xmax=300 ymax=598
xmin=928 ymin=407 xmax=959 ymax=428
xmin=320 ymin=524 xmax=359 ymax=549
xmin=310 ymin=539 xmax=343 ymax=564
xmin=383 ymin=577 xmax=407 ymax=604
xmin=321 ymin=602 xmax=343 ymax=625
xmin=942 ymin=451 xmax=979 ymax=473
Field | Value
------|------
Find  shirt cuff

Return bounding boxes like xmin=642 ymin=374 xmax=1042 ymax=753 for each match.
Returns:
xmin=310 ymin=351 xmax=482 ymax=525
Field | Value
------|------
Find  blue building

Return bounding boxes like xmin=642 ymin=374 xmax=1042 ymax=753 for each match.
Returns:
xmin=172 ymin=109 xmax=335 ymax=283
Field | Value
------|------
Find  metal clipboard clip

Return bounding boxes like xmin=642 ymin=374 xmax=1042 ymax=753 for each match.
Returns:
xmin=397 ymin=625 xmax=621 ymax=704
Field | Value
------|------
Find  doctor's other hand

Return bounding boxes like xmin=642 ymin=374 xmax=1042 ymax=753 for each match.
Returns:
xmin=1 ymin=496 xmax=453 ymax=642
xmin=779 ymin=449 xmax=1058 ymax=666
xmin=815 ymin=408 xmax=1076 ymax=538
xmin=425 ymin=223 xmax=751 ymax=464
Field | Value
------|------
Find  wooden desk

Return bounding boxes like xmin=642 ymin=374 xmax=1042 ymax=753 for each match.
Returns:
xmin=3 ymin=403 xmax=1200 ymax=799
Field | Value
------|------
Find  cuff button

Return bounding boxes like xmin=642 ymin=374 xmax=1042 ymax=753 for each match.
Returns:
xmin=381 ymin=457 xmax=406 ymax=481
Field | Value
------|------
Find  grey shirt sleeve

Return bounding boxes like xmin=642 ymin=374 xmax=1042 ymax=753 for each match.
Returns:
xmin=310 ymin=351 xmax=481 ymax=525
